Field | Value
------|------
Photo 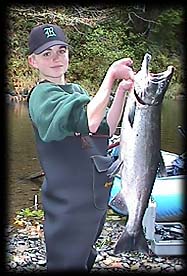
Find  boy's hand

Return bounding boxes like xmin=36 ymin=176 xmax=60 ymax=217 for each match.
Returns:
xmin=109 ymin=58 xmax=134 ymax=81
xmin=117 ymin=79 xmax=134 ymax=93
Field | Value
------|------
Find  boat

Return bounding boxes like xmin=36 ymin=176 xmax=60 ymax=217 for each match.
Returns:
xmin=108 ymin=146 xmax=186 ymax=222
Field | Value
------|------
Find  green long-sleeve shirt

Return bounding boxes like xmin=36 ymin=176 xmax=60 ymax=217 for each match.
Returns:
xmin=28 ymin=82 xmax=109 ymax=142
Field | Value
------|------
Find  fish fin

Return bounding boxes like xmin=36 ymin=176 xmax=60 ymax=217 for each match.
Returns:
xmin=107 ymin=159 xmax=123 ymax=178
xmin=114 ymin=227 xmax=149 ymax=254
xmin=128 ymin=101 xmax=136 ymax=127
xmin=108 ymin=191 xmax=128 ymax=216
xmin=157 ymin=151 xmax=167 ymax=177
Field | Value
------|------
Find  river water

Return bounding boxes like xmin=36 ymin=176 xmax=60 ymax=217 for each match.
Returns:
xmin=6 ymin=99 xmax=186 ymax=224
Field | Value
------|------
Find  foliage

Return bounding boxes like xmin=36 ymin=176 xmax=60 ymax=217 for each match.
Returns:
xmin=14 ymin=207 xmax=44 ymax=227
xmin=12 ymin=205 xmax=123 ymax=228
xmin=149 ymin=8 xmax=184 ymax=53
xmin=6 ymin=5 xmax=185 ymax=98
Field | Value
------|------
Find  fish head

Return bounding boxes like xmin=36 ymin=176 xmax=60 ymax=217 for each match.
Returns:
xmin=134 ymin=53 xmax=174 ymax=105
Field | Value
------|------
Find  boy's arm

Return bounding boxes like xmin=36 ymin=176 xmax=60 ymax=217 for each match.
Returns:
xmin=29 ymin=84 xmax=90 ymax=142
xmin=86 ymin=58 xmax=134 ymax=135
xmin=107 ymin=79 xmax=134 ymax=136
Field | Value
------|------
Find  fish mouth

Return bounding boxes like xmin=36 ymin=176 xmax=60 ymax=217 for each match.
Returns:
xmin=134 ymin=53 xmax=174 ymax=106
xmin=150 ymin=66 xmax=174 ymax=83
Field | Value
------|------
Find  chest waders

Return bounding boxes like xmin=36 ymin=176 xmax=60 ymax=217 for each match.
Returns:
xmin=33 ymin=127 xmax=113 ymax=272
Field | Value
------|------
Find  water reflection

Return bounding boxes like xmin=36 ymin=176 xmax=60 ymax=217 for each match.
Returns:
xmin=7 ymin=102 xmax=42 ymax=224
xmin=7 ymin=99 xmax=185 ymax=224
xmin=161 ymin=99 xmax=185 ymax=154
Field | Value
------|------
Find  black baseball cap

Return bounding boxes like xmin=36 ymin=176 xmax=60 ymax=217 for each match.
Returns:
xmin=28 ymin=23 xmax=68 ymax=55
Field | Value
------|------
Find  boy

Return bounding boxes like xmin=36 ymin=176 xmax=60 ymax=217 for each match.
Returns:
xmin=27 ymin=23 xmax=134 ymax=272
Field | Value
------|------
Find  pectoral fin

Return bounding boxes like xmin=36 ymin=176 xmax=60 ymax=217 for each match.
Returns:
xmin=128 ymin=101 xmax=136 ymax=127
xmin=157 ymin=151 xmax=167 ymax=177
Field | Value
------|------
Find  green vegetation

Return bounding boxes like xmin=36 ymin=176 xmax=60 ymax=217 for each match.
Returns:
xmin=13 ymin=205 xmax=125 ymax=228
xmin=14 ymin=207 xmax=44 ymax=227
xmin=6 ymin=4 xmax=185 ymax=98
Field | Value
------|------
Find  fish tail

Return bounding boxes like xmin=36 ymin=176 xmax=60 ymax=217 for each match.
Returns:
xmin=114 ymin=228 xmax=149 ymax=254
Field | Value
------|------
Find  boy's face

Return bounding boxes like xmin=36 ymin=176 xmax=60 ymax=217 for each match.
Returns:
xmin=28 ymin=45 xmax=69 ymax=80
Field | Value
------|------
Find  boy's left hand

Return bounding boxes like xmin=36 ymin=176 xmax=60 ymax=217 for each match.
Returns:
xmin=117 ymin=79 xmax=134 ymax=93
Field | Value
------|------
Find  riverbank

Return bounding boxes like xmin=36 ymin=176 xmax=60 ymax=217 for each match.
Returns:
xmin=5 ymin=219 xmax=186 ymax=273
xmin=5 ymin=90 xmax=187 ymax=105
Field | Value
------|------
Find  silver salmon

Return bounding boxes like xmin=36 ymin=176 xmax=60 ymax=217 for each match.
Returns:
xmin=113 ymin=53 xmax=174 ymax=254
